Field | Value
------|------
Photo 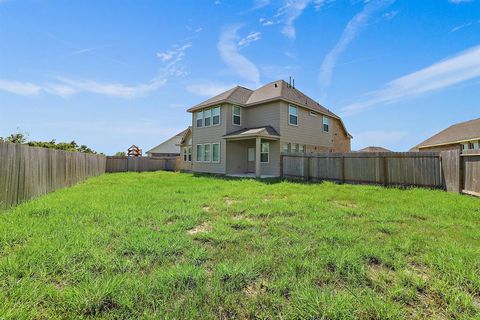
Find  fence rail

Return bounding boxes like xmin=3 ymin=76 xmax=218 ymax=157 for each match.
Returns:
xmin=106 ymin=156 xmax=177 ymax=173
xmin=0 ymin=141 xmax=106 ymax=210
xmin=282 ymin=151 xmax=445 ymax=189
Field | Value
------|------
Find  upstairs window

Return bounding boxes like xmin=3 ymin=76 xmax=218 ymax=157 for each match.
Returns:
xmin=323 ymin=116 xmax=330 ymax=133
xmin=212 ymin=106 xmax=220 ymax=125
xmin=196 ymin=111 xmax=203 ymax=128
xmin=289 ymin=105 xmax=298 ymax=125
xmin=233 ymin=106 xmax=241 ymax=126
xmin=204 ymin=109 xmax=212 ymax=127
xmin=260 ymin=142 xmax=269 ymax=163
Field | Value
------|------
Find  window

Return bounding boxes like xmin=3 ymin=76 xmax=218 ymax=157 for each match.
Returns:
xmin=299 ymin=145 xmax=305 ymax=153
xmin=233 ymin=106 xmax=241 ymax=126
xmin=462 ymin=143 xmax=468 ymax=151
xmin=196 ymin=144 xmax=203 ymax=161
xmin=289 ymin=105 xmax=298 ymax=125
xmin=292 ymin=143 xmax=299 ymax=152
xmin=204 ymin=144 xmax=211 ymax=162
xmin=188 ymin=146 xmax=192 ymax=161
xmin=283 ymin=143 xmax=290 ymax=153
xmin=204 ymin=109 xmax=212 ymax=127
xmin=309 ymin=111 xmax=317 ymax=117
xmin=212 ymin=107 xmax=220 ymax=125
xmin=261 ymin=142 xmax=269 ymax=163
xmin=323 ymin=116 xmax=330 ymax=133
xmin=212 ymin=143 xmax=220 ymax=162
xmin=183 ymin=147 xmax=188 ymax=161
xmin=196 ymin=111 xmax=203 ymax=128
xmin=468 ymin=142 xmax=475 ymax=150
xmin=474 ymin=141 xmax=480 ymax=150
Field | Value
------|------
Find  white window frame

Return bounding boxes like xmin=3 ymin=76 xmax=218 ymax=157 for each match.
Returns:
xmin=196 ymin=144 xmax=203 ymax=162
xmin=212 ymin=143 xmax=220 ymax=163
xmin=260 ymin=142 xmax=270 ymax=163
xmin=204 ymin=143 xmax=211 ymax=162
xmin=204 ymin=109 xmax=212 ymax=127
xmin=212 ymin=106 xmax=221 ymax=126
xmin=196 ymin=111 xmax=203 ymax=128
xmin=188 ymin=146 xmax=192 ymax=161
xmin=232 ymin=105 xmax=241 ymax=126
xmin=183 ymin=147 xmax=188 ymax=162
xmin=323 ymin=116 xmax=330 ymax=133
xmin=288 ymin=105 xmax=298 ymax=126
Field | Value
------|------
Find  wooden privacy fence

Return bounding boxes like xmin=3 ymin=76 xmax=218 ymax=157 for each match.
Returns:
xmin=0 ymin=141 xmax=106 ymax=210
xmin=441 ymin=149 xmax=480 ymax=196
xmin=106 ymin=156 xmax=177 ymax=173
xmin=281 ymin=152 xmax=445 ymax=188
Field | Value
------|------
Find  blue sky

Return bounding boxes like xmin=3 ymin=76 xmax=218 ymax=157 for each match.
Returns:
xmin=0 ymin=0 xmax=479 ymax=154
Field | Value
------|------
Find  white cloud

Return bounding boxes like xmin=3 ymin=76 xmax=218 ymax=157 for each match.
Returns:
xmin=0 ymin=80 xmax=41 ymax=95
xmin=449 ymin=20 xmax=480 ymax=33
xmin=276 ymin=0 xmax=310 ymax=39
xmin=238 ymin=32 xmax=262 ymax=48
xmin=448 ymin=0 xmax=472 ymax=3
xmin=186 ymin=82 xmax=235 ymax=97
xmin=319 ymin=0 xmax=395 ymax=92
xmin=1 ymin=41 xmax=192 ymax=99
xmin=341 ymin=45 xmax=480 ymax=116
xmin=218 ymin=25 xmax=260 ymax=85
xmin=253 ymin=0 xmax=271 ymax=9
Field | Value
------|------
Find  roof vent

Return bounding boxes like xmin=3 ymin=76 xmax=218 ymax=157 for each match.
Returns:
xmin=274 ymin=83 xmax=278 ymax=88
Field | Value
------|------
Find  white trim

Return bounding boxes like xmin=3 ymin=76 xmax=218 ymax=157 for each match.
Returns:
xmin=260 ymin=142 xmax=270 ymax=163
xmin=232 ymin=105 xmax=241 ymax=126
xmin=323 ymin=116 xmax=330 ymax=133
xmin=204 ymin=108 xmax=212 ymax=127
xmin=419 ymin=137 xmax=480 ymax=149
xmin=288 ymin=105 xmax=298 ymax=126
xmin=212 ymin=106 xmax=221 ymax=126
xmin=203 ymin=143 xmax=211 ymax=162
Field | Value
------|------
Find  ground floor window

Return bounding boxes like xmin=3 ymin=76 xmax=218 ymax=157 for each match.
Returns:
xmin=204 ymin=144 xmax=211 ymax=162
xmin=196 ymin=144 xmax=203 ymax=162
xmin=212 ymin=143 xmax=220 ymax=162
xmin=261 ymin=142 xmax=269 ymax=163
xmin=188 ymin=146 xmax=192 ymax=161
xmin=283 ymin=143 xmax=290 ymax=153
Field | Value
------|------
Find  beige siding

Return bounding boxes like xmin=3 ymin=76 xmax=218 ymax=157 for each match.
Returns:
xmin=243 ymin=102 xmax=281 ymax=134
xmin=178 ymin=130 xmax=193 ymax=171
xmin=226 ymin=140 xmax=248 ymax=174
xmin=191 ymin=104 xmax=227 ymax=174
xmin=279 ymin=101 xmax=350 ymax=152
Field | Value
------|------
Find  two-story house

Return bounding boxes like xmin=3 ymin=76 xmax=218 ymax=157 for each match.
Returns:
xmin=179 ymin=80 xmax=352 ymax=177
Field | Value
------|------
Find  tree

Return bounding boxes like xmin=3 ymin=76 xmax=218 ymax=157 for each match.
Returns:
xmin=115 ymin=151 xmax=126 ymax=156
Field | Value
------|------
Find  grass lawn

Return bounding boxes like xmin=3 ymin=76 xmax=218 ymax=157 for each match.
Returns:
xmin=0 ymin=172 xmax=479 ymax=319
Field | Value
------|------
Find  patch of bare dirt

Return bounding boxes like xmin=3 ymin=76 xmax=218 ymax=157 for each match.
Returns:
xmin=233 ymin=214 xmax=253 ymax=222
xmin=187 ymin=222 xmax=211 ymax=235
xmin=224 ymin=197 xmax=237 ymax=206
xmin=244 ymin=280 xmax=267 ymax=298
xmin=202 ymin=206 xmax=211 ymax=212
xmin=408 ymin=262 xmax=430 ymax=281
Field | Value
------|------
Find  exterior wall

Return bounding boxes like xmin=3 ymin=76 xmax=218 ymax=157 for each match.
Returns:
xmin=261 ymin=140 xmax=281 ymax=176
xmin=147 ymin=136 xmax=182 ymax=156
xmin=225 ymin=139 xmax=281 ymax=176
xmin=178 ymin=130 xmax=193 ymax=171
xmin=191 ymin=104 xmax=227 ymax=174
xmin=243 ymin=102 xmax=281 ymax=134
xmin=418 ymin=144 xmax=462 ymax=152
xmin=279 ymin=101 xmax=351 ymax=152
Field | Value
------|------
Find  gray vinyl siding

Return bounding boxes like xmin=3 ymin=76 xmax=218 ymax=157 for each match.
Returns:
xmin=279 ymin=101 xmax=333 ymax=148
xmin=191 ymin=104 xmax=227 ymax=174
xmin=259 ymin=140 xmax=281 ymax=176
xmin=225 ymin=140 xmax=248 ymax=174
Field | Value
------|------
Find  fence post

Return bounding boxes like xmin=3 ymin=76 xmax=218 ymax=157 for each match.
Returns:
xmin=280 ymin=154 xmax=284 ymax=177
xmin=304 ymin=155 xmax=310 ymax=181
xmin=382 ymin=155 xmax=388 ymax=186
xmin=341 ymin=155 xmax=345 ymax=183
xmin=459 ymin=152 xmax=464 ymax=193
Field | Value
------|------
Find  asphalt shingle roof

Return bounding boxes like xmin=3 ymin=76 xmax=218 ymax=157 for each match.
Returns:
xmin=415 ymin=118 xmax=480 ymax=149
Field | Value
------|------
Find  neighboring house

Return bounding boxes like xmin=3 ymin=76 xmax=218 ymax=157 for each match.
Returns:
xmin=357 ymin=146 xmax=392 ymax=153
xmin=179 ymin=80 xmax=352 ymax=177
xmin=411 ymin=118 xmax=480 ymax=152
xmin=146 ymin=127 xmax=191 ymax=157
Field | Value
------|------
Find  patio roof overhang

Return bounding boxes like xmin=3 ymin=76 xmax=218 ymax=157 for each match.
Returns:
xmin=222 ymin=126 xmax=280 ymax=141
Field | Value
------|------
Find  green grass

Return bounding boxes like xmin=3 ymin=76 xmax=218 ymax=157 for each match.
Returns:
xmin=1 ymin=172 xmax=479 ymax=319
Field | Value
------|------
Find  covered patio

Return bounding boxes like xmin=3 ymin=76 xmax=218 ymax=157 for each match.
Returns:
xmin=223 ymin=126 xmax=281 ymax=178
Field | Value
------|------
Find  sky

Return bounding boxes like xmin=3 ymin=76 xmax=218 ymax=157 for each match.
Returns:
xmin=0 ymin=0 xmax=479 ymax=154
